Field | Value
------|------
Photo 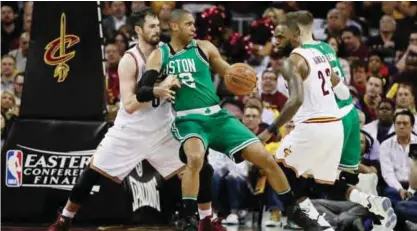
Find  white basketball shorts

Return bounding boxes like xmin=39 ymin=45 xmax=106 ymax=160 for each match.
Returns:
xmin=275 ymin=120 xmax=344 ymax=184
xmin=92 ymin=123 xmax=184 ymax=182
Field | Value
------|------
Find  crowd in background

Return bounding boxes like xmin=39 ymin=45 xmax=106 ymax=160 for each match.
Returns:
xmin=1 ymin=1 xmax=417 ymax=231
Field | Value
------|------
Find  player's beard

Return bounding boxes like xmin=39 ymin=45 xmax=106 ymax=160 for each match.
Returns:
xmin=145 ymin=34 xmax=160 ymax=46
xmin=281 ymin=42 xmax=294 ymax=57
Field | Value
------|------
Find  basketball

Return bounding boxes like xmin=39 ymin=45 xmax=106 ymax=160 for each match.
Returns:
xmin=224 ymin=63 xmax=257 ymax=96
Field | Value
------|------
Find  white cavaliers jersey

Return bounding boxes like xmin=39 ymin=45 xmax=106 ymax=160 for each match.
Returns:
xmin=113 ymin=45 xmax=174 ymax=134
xmin=291 ymin=47 xmax=340 ymax=124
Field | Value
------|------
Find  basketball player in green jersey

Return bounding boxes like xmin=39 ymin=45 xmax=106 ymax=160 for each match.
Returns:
xmin=286 ymin=11 xmax=396 ymax=229
xmin=137 ymin=9 xmax=322 ymax=231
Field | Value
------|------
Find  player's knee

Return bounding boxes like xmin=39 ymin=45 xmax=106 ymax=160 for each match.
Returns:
xmin=182 ymin=137 xmax=206 ymax=171
xmin=187 ymin=152 xmax=204 ymax=172
xmin=258 ymin=154 xmax=279 ymax=176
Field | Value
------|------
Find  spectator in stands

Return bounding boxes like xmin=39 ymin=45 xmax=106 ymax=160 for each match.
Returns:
xmin=357 ymin=76 xmax=384 ymax=123
xmin=151 ymin=1 xmax=175 ymax=43
xmin=368 ymin=51 xmax=390 ymax=80
xmin=1 ymin=55 xmax=16 ymax=93
xmin=323 ymin=8 xmax=345 ymax=41
xmin=362 ymin=128 xmax=389 ymax=196
xmin=327 ymin=36 xmax=351 ymax=84
xmin=335 ymin=2 xmax=363 ymax=32
xmin=260 ymin=70 xmax=287 ymax=112
xmin=245 ymin=96 xmax=277 ymax=127
xmin=22 ymin=2 xmax=33 ymax=33
xmin=395 ymin=83 xmax=416 ymax=114
xmin=24 ymin=2 xmax=33 ymax=17
xmin=363 ymin=99 xmax=395 ymax=143
xmin=402 ymin=33 xmax=417 ymax=72
xmin=220 ymin=98 xmax=244 ymax=120
xmin=242 ymin=98 xmax=279 ymax=142
xmin=104 ymin=43 xmax=121 ymax=105
xmin=131 ymin=1 xmax=146 ymax=12
xmin=380 ymin=1 xmax=417 ymax=32
xmin=380 ymin=109 xmax=415 ymax=208
xmin=395 ymin=152 xmax=417 ymax=231
xmin=1 ymin=4 xmax=22 ymax=56
xmin=342 ymin=25 xmax=370 ymax=63
xmin=1 ymin=91 xmax=17 ymax=144
xmin=12 ymin=73 xmax=24 ymax=107
xmin=360 ymin=130 xmax=380 ymax=170
xmin=405 ymin=49 xmax=417 ymax=72
xmin=367 ymin=15 xmax=398 ymax=65
xmin=8 ymin=32 xmax=29 ymax=73
xmin=350 ymin=60 xmax=368 ymax=96
xmin=242 ymin=104 xmax=263 ymax=135
xmin=1 ymin=91 xmax=16 ymax=116
xmin=118 ymin=25 xmax=133 ymax=44
xmin=113 ymin=32 xmax=129 ymax=55
xmin=102 ymin=1 xmax=127 ymax=40
xmin=262 ymin=7 xmax=285 ymax=27
xmin=23 ymin=13 xmax=32 ymax=33
xmin=396 ymin=30 xmax=417 ymax=72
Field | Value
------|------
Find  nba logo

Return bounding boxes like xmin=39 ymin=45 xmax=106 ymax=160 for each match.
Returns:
xmin=6 ymin=150 xmax=23 ymax=187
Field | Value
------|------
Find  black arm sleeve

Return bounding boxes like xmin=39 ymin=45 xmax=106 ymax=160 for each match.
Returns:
xmin=136 ymin=70 xmax=159 ymax=102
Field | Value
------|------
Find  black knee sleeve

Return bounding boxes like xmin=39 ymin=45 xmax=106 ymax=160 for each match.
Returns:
xmin=329 ymin=171 xmax=359 ymax=197
xmin=277 ymin=162 xmax=308 ymax=200
xmin=197 ymin=162 xmax=213 ymax=204
xmin=339 ymin=171 xmax=359 ymax=185
xmin=69 ymin=166 xmax=101 ymax=205
xmin=309 ymin=171 xmax=357 ymax=199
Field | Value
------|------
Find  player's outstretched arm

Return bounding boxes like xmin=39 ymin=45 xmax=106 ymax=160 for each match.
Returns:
xmin=198 ymin=40 xmax=230 ymax=77
xmin=330 ymin=71 xmax=350 ymax=100
xmin=118 ymin=54 xmax=151 ymax=114
xmin=137 ymin=49 xmax=178 ymax=102
xmin=259 ymin=55 xmax=304 ymax=138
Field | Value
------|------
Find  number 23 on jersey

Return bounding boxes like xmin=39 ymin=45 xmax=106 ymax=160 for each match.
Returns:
xmin=317 ymin=68 xmax=333 ymax=96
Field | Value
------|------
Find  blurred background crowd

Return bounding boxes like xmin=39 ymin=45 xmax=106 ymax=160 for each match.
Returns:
xmin=1 ymin=1 xmax=417 ymax=231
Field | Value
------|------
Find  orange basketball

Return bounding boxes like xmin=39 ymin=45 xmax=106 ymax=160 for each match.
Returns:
xmin=224 ymin=63 xmax=257 ymax=96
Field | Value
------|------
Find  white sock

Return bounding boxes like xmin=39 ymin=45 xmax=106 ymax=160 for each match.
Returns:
xmin=349 ymin=188 xmax=369 ymax=206
xmin=62 ymin=208 xmax=76 ymax=218
xmin=198 ymin=208 xmax=212 ymax=220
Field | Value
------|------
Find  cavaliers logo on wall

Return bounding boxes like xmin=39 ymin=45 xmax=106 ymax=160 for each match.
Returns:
xmin=44 ymin=13 xmax=80 ymax=83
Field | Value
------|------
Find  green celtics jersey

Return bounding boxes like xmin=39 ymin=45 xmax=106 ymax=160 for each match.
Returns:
xmin=159 ymin=40 xmax=220 ymax=111
xmin=302 ymin=41 xmax=353 ymax=107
